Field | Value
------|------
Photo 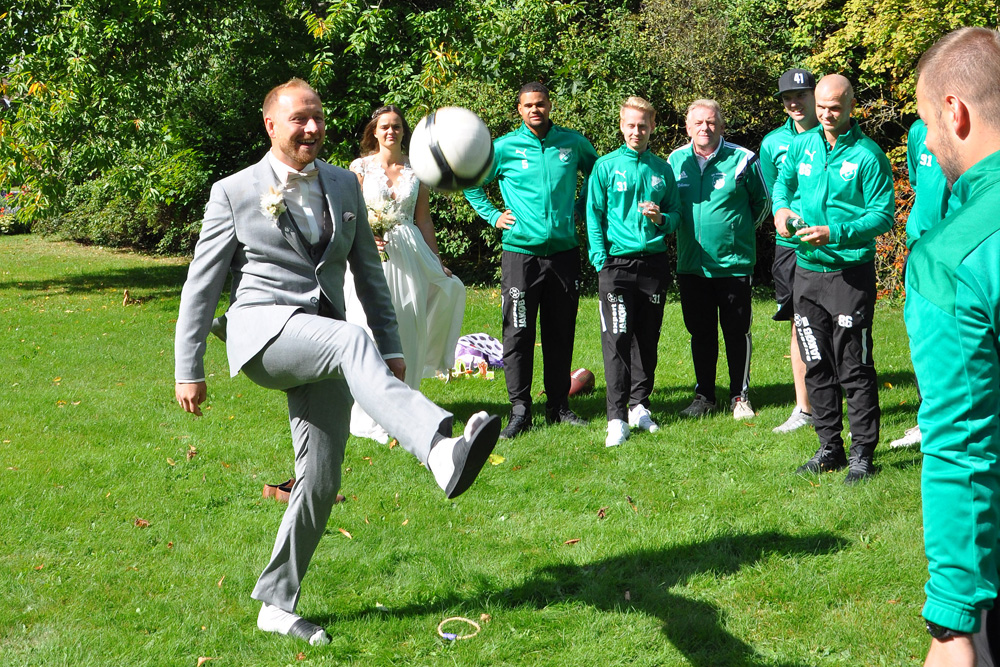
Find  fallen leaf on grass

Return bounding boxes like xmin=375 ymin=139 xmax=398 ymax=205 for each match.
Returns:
xmin=363 ymin=456 xmax=373 ymax=465
xmin=884 ymin=382 xmax=893 ymax=389
xmin=512 ymin=465 xmax=522 ymax=471
xmin=167 ymin=458 xmax=176 ymax=466
xmin=563 ymin=538 xmax=581 ymax=545
xmin=196 ymin=658 xmax=215 ymax=667
xmin=217 ymin=575 xmax=225 ymax=587
xmin=134 ymin=518 xmax=150 ymax=528
xmin=364 ymin=516 xmax=370 ymax=524
xmin=488 ymin=453 xmax=505 ymax=465
xmin=480 ymin=613 xmax=491 ymax=623
xmin=388 ymin=439 xmax=398 ymax=449
xmin=34 ymin=564 xmax=44 ymax=570
xmin=296 ymin=652 xmax=307 ymax=661
xmin=401 ymin=519 xmax=409 ymax=526
xmin=888 ymin=599 xmax=899 ymax=604
xmin=338 ymin=528 xmax=352 ymax=539
xmin=597 ymin=507 xmax=608 ymax=519
xmin=167 ymin=542 xmax=174 ymax=549
xmin=186 ymin=446 xmax=197 ymax=461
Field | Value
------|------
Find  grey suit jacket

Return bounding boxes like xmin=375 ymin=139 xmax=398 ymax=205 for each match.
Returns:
xmin=175 ymin=154 xmax=401 ymax=382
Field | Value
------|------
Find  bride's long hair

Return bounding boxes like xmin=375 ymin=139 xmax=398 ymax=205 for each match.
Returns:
xmin=360 ymin=104 xmax=412 ymax=156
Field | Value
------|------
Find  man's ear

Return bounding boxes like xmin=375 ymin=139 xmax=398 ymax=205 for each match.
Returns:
xmin=943 ymin=94 xmax=972 ymax=141
xmin=264 ymin=117 xmax=277 ymax=138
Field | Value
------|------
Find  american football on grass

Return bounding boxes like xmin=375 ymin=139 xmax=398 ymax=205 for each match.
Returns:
xmin=569 ymin=368 xmax=595 ymax=396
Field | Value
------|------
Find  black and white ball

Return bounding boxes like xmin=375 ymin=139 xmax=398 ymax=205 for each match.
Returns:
xmin=409 ymin=107 xmax=494 ymax=192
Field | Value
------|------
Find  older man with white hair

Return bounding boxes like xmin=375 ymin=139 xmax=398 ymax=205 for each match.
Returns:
xmin=668 ymin=99 xmax=770 ymax=421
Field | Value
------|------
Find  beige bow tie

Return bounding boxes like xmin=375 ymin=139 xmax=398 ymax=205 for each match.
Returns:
xmin=286 ymin=169 xmax=318 ymax=184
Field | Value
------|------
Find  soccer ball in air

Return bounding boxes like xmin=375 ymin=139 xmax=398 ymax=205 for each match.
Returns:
xmin=409 ymin=107 xmax=494 ymax=192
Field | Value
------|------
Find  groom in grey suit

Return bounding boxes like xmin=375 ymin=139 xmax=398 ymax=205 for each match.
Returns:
xmin=174 ymin=79 xmax=500 ymax=645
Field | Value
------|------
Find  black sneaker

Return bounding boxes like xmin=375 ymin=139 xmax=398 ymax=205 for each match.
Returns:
xmin=844 ymin=458 xmax=876 ymax=485
xmin=500 ymin=413 xmax=531 ymax=440
xmin=545 ymin=407 xmax=588 ymax=426
xmin=796 ymin=446 xmax=848 ymax=474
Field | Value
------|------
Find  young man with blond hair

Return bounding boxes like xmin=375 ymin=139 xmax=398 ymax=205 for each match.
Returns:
xmin=586 ymin=96 xmax=682 ymax=446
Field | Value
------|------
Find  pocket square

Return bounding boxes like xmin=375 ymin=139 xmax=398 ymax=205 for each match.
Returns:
xmin=342 ymin=211 xmax=356 ymax=223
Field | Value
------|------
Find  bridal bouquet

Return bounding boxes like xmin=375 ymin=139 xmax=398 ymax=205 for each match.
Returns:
xmin=366 ymin=202 xmax=401 ymax=262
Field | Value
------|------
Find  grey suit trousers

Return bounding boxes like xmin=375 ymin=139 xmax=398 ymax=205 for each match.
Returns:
xmin=243 ymin=312 xmax=451 ymax=611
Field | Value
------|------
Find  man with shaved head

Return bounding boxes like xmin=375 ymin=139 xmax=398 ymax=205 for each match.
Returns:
xmin=773 ymin=74 xmax=895 ymax=484
xmin=904 ymin=27 xmax=1000 ymax=666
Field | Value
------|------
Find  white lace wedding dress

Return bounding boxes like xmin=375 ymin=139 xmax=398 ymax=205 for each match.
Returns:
xmin=344 ymin=155 xmax=466 ymax=442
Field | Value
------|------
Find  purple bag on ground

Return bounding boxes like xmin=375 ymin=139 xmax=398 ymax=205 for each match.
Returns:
xmin=454 ymin=333 xmax=504 ymax=369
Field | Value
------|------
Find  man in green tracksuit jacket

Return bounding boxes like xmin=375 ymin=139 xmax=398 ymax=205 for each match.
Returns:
xmin=464 ymin=82 xmax=598 ymax=439
xmin=773 ymin=74 xmax=895 ymax=484
xmin=905 ymin=27 xmax=1000 ymax=666
xmin=889 ymin=118 xmax=954 ymax=450
xmin=667 ymin=99 xmax=770 ymax=421
xmin=760 ymin=68 xmax=818 ymax=435
xmin=586 ymin=96 xmax=682 ymax=448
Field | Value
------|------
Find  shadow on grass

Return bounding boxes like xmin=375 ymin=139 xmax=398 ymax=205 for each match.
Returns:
xmin=339 ymin=531 xmax=846 ymax=666
xmin=1 ymin=263 xmax=193 ymax=301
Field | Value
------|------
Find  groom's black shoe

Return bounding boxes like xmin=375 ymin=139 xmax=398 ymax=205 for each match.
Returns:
xmin=444 ymin=413 xmax=501 ymax=499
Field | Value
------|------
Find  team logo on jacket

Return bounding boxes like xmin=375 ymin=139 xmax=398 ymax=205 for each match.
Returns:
xmin=651 ymin=175 xmax=664 ymax=190
xmin=677 ymin=170 xmax=689 ymax=187
xmin=839 ymin=160 xmax=859 ymax=181
xmin=559 ymin=148 xmax=573 ymax=163
xmin=712 ymin=173 xmax=726 ymax=190
xmin=515 ymin=148 xmax=529 ymax=169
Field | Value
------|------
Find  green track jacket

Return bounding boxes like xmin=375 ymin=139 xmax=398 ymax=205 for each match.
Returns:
xmin=464 ymin=121 xmax=598 ymax=257
xmin=772 ymin=120 xmax=894 ymax=272
xmin=586 ymin=145 xmax=682 ymax=271
xmin=760 ymin=118 xmax=806 ymax=250
xmin=904 ymin=149 xmax=1000 ymax=634
xmin=667 ymin=140 xmax=770 ymax=277
xmin=905 ymin=119 xmax=951 ymax=249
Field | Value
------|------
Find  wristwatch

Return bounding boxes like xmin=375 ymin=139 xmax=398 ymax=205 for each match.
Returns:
xmin=925 ymin=619 xmax=971 ymax=640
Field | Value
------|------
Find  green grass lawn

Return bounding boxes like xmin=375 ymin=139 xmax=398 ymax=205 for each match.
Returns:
xmin=0 ymin=235 xmax=927 ymax=666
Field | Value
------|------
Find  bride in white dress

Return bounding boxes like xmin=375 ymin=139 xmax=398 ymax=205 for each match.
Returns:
xmin=344 ymin=105 xmax=466 ymax=443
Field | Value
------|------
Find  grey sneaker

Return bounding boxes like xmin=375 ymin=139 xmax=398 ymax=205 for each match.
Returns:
xmin=796 ymin=446 xmax=848 ymax=474
xmin=844 ymin=457 xmax=877 ymax=484
xmin=731 ymin=397 xmax=755 ymax=420
xmin=680 ymin=395 xmax=716 ymax=418
xmin=889 ymin=425 xmax=921 ymax=448
xmin=773 ymin=407 xmax=813 ymax=433
xmin=628 ymin=404 xmax=660 ymax=433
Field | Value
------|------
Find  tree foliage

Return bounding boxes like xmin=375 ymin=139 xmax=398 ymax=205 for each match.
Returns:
xmin=2 ymin=0 xmax=994 ymax=287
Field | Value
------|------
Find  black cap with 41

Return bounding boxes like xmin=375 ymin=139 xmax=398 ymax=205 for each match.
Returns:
xmin=776 ymin=68 xmax=816 ymax=97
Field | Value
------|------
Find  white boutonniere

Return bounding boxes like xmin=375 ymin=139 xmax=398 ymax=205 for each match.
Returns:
xmin=259 ymin=186 xmax=286 ymax=221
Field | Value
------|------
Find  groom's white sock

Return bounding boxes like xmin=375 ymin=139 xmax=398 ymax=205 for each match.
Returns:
xmin=258 ymin=603 xmax=330 ymax=645
xmin=427 ymin=411 xmax=489 ymax=491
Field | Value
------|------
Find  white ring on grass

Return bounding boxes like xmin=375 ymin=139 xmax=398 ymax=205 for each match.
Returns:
xmin=436 ymin=616 xmax=481 ymax=640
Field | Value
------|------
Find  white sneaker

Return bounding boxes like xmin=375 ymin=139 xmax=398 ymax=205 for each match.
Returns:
xmin=731 ymin=397 xmax=755 ymax=420
xmin=605 ymin=419 xmax=629 ymax=447
xmin=628 ymin=404 xmax=660 ymax=433
xmin=773 ymin=407 xmax=813 ymax=433
xmin=680 ymin=395 xmax=716 ymax=418
xmin=890 ymin=425 xmax=922 ymax=448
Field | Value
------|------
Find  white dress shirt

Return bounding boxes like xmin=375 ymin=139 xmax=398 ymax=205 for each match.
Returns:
xmin=267 ymin=150 xmax=324 ymax=244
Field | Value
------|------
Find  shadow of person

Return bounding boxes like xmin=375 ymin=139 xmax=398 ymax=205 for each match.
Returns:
xmin=334 ymin=531 xmax=846 ymax=666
